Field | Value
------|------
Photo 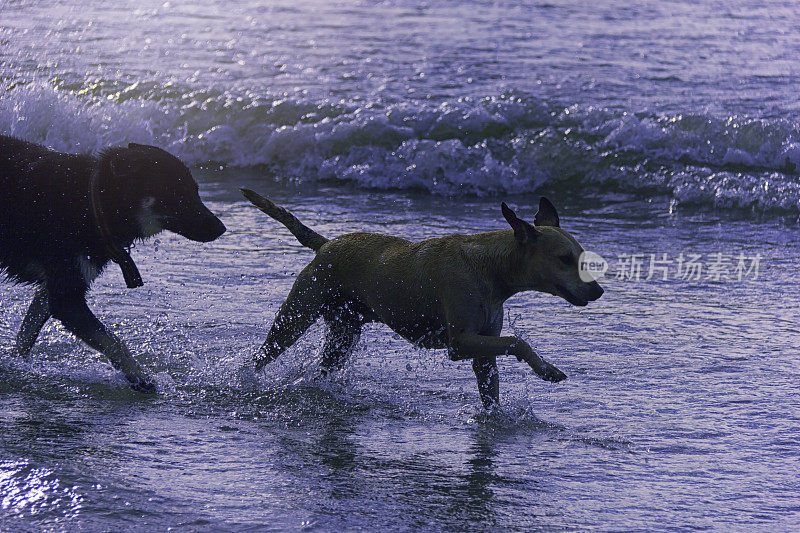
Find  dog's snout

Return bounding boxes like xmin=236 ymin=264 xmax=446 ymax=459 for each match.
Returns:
xmin=589 ymin=281 xmax=604 ymax=301
xmin=205 ymin=216 xmax=226 ymax=242
xmin=192 ymin=213 xmax=226 ymax=242
xmin=165 ymin=203 xmax=226 ymax=242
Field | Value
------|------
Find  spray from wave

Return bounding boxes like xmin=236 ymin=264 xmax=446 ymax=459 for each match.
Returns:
xmin=1 ymin=82 xmax=798 ymax=214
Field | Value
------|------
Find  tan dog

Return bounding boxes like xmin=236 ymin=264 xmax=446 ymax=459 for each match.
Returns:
xmin=242 ymin=189 xmax=603 ymax=408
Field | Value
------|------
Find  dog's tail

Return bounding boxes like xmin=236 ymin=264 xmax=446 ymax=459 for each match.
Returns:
xmin=240 ymin=188 xmax=328 ymax=252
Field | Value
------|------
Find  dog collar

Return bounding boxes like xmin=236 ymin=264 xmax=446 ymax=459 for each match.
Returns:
xmin=90 ymin=170 xmax=144 ymax=288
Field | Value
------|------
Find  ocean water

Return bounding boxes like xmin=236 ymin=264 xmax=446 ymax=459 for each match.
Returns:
xmin=1 ymin=0 xmax=799 ymax=530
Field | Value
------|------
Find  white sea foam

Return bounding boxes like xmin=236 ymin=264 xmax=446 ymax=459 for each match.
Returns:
xmin=2 ymin=83 xmax=798 ymax=213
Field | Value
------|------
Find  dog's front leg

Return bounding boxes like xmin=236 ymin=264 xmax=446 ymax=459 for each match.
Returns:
xmin=48 ymin=290 xmax=155 ymax=392
xmin=448 ymin=331 xmax=567 ymax=383
xmin=12 ymin=286 xmax=51 ymax=356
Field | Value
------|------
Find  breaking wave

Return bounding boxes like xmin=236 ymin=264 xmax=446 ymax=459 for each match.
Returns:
xmin=2 ymin=82 xmax=799 ymax=214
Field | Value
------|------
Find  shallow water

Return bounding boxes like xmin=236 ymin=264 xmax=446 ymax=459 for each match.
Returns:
xmin=2 ymin=0 xmax=800 ymax=530
xmin=2 ymin=179 xmax=799 ymax=530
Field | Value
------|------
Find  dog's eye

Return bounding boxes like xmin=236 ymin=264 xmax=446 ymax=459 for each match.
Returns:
xmin=559 ymin=254 xmax=573 ymax=265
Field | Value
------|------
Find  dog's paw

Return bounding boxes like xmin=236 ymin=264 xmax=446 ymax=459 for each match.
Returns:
xmin=520 ymin=351 xmax=568 ymax=383
xmin=538 ymin=362 xmax=567 ymax=383
xmin=127 ymin=375 xmax=157 ymax=394
xmin=254 ymin=347 xmax=277 ymax=371
xmin=254 ymin=356 xmax=276 ymax=372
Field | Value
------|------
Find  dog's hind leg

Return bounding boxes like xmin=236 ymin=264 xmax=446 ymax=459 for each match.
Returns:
xmin=320 ymin=311 xmax=361 ymax=374
xmin=47 ymin=284 xmax=155 ymax=392
xmin=256 ymin=266 xmax=327 ymax=370
xmin=13 ymin=286 xmax=51 ymax=356
xmin=472 ymin=356 xmax=500 ymax=409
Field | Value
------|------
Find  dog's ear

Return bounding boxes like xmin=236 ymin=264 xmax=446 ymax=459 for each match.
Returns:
xmin=534 ymin=197 xmax=560 ymax=227
xmin=502 ymin=202 xmax=539 ymax=243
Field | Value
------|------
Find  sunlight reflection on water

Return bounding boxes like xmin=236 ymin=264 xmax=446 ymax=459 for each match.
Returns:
xmin=0 ymin=459 xmax=83 ymax=520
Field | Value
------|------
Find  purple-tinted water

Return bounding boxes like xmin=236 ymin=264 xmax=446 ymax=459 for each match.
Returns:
xmin=2 ymin=0 xmax=800 ymax=211
xmin=1 ymin=0 xmax=799 ymax=530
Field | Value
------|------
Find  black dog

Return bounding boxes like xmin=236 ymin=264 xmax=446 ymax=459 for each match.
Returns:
xmin=0 ymin=136 xmax=225 ymax=391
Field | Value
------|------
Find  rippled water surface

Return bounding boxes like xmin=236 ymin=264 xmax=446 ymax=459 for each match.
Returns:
xmin=3 ymin=0 xmax=800 ymax=210
xmin=2 ymin=181 xmax=799 ymax=530
xmin=2 ymin=0 xmax=800 ymax=530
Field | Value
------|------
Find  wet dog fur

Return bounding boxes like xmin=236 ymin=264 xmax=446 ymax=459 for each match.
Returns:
xmin=242 ymin=188 xmax=603 ymax=408
xmin=0 ymin=135 xmax=226 ymax=391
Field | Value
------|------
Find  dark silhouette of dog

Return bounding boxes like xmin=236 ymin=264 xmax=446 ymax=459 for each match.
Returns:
xmin=0 ymin=136 xmax=226 ymax=392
